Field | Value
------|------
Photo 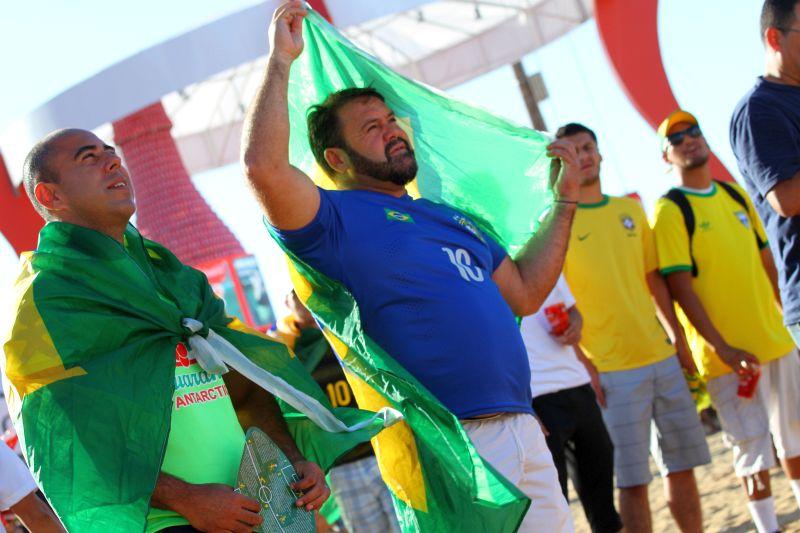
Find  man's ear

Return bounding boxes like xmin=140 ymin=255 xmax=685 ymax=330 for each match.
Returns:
xmin=662 ymin=150 xmax=670 ymax=165
xmin=34 ymin=181 xmax=62 ymax=213
xmin=324 ymin=147 xmax=350 ymax=174
xmin=765 ymin=27 xmax=783 ymax=53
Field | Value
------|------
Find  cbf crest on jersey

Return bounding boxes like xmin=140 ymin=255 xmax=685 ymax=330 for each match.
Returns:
xmin=734 ymin=210 xmax=750 ymax=229
xmin=453 ymin=214 xmax=486 ymax=243
xmin=385 ymin=208 xmax=414 ymax=223
xmin=619 ymin=213 xmax=636 ymax=232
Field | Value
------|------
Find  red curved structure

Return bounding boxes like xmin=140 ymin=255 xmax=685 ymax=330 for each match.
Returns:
xmin=594 ymin=0 xmax=733 ymax=181
xmin=0 ymin=153 xmax=42 ymax=255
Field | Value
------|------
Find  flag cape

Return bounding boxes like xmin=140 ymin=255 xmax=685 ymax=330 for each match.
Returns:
xmin=1 ymin=222 xmax=395 ymax=532
xmin=274 ymin=9 xmax=557 ymax=532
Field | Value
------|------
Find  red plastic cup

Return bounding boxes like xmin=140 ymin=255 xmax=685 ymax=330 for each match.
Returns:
xmin=544 ymin=303 xmax=570 ymax=336
xmin=737 ymin=362 xmax=761 ymax=399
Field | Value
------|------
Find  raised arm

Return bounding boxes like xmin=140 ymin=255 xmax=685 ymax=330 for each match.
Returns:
xmin=241 ymin=0 xmax=320 ymax=230
xmin=493 ymin=139 xmax=580 ymax=316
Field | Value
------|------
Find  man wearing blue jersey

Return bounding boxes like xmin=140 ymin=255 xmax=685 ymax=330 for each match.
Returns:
xmin=241 ymin=3 xmax=581 ymax=529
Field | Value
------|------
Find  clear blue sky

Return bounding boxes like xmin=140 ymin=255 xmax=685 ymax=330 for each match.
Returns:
xmin=0 ymin=0 xmax=767 ymax=312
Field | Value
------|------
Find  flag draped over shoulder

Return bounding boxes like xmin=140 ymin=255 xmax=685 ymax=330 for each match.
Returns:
xmin=1 ymin=222 xmax=396 ymax=533
xmin=276 ymin=9 xmax=556 ymax=532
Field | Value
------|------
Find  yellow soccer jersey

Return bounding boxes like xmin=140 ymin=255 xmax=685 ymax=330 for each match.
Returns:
xmin=564 ymin=195 xmax=674 ymax=372
xmin=653 ymin=182 xmax=793 ymax=379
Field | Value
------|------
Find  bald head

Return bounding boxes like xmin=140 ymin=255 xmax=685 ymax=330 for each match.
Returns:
xmin=22 ymin=129 xmax=89 ymax=220
xmin=19 ymin=129 xmax=134 ymax=240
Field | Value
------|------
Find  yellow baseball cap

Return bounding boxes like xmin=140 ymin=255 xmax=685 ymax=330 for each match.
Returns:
xmin=657 ymin=110 xmax=699 ymax=138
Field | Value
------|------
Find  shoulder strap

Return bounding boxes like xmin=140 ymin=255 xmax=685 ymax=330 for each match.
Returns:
xmin=714 ymin=179 xmax=766 ymax=250
xmin=663 ymin=188 xmax=698 ymax=277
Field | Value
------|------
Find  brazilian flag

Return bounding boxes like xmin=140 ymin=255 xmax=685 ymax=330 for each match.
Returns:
xmin=275 ymin=8 xmax=556 ymax=532
xmin=2 ymin=222 xmax=397 ymax=532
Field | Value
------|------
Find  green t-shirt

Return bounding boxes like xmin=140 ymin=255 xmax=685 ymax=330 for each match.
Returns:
xmin=146 ymin=345 xmax=246 ymax=532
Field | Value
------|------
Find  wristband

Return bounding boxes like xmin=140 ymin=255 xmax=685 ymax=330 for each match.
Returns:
xmin=555 ymin=198 xmax=578 ymax=205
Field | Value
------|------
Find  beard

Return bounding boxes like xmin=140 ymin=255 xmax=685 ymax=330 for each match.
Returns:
xmin=680 ymin=152 xmax=710 ymax=170
xmin=344 ymin=138 xmax=418 ymax=186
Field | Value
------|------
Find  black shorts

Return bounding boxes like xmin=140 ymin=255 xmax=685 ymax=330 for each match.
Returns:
xmin=532 ymin=383 xmax=622 ymax=533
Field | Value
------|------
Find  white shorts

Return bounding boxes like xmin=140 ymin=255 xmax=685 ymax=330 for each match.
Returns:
xmin=462 ymin=413 xmax=573 ymax=533
xmin=706 ymin=351 xmax=800 ymax=477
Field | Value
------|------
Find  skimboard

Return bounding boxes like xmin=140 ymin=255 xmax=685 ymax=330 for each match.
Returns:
xmin=235 ymin=427 xmax=315 ymax=533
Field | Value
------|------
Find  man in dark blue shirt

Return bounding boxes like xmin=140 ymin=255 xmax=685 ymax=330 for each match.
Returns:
xmin=241 ymin=2 xmax=582 ymax=530
xmin=731 ymin=1 xmax=800 ymax=521
xmin=731 ymin=0 xmax=800 ymax=348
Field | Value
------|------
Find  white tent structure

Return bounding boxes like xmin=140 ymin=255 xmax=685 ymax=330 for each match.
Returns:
xmin=0 ymin=0 xmax=591 ymax=183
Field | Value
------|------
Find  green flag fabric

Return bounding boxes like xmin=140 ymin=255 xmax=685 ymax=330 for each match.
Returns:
xmin=273 ymin=8 xmax=557 ymax=532
xmin=288 ymin=9 xmax=554 ymax=253
xmin=1 ymin=222 xmax=397 ymax=532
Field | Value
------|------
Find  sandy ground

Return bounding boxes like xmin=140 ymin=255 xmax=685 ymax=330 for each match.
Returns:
xmin=568 ymin=431 xmax=800 ymax=532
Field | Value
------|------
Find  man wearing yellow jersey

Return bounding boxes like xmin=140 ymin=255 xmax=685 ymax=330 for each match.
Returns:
xmin=654 ymin=110 xmax=800 ymax=533
xmin=558 ymin=123 xmax=710 ymax=533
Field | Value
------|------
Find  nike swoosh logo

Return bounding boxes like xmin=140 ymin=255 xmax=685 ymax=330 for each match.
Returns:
xmin=577 ymin=233 xmax=590 ymax=241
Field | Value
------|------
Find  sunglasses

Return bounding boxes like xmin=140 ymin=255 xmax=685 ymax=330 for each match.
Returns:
xmin=666 ymin=125 xmax=702 ymax=147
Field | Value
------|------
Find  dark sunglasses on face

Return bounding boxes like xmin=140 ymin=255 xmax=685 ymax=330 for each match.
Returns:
xmin=667 ymin=125 xmax=702 ymax=147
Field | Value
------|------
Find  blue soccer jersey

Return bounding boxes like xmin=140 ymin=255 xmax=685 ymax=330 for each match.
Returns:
xmin=269 ymin=188 xmax=533 ymax=419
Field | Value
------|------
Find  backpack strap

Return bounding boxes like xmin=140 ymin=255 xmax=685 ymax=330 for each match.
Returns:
xmin=714 ymin=179 xmax=766 ymax=250
xmin=663 ymin=188 xmax=699 ymax=277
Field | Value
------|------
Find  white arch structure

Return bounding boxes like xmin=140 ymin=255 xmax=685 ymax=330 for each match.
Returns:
xmin=0 ymin=0 xmax=591 ymax=185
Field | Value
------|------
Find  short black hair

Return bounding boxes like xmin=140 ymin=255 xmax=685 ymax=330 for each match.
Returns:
xmin=307 ymin=87 xmax=386 ymax=176
xmin=555 ymin=122 xmax=598 ymax=143
xmin=761 ymin=0 xmax=800 ymax=39
xmin=22 ymin=131 xmax=65 ymax=221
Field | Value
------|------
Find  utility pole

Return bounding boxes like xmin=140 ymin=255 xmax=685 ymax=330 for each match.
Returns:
xmin=512 ymin=61 xmax=548 ymax=131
